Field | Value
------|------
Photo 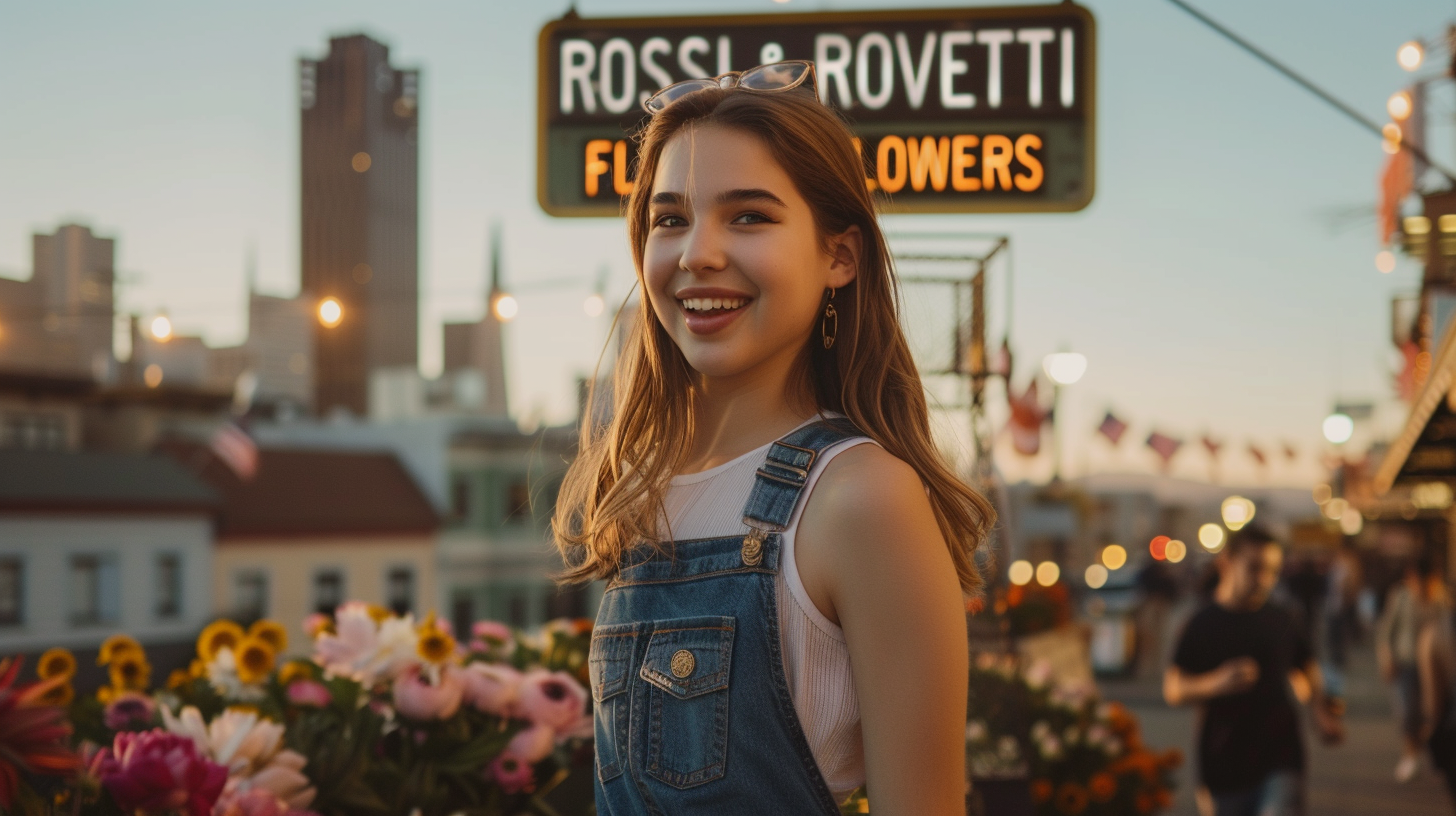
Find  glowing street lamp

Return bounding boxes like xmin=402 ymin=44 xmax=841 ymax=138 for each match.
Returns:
xmin=1323 ymin=412 xmax=1354 ymax=445
xmin=318 ymin=297 xmax=343 ymax=328
xmin=1388 ymin=90 xmax=1413 ymax=121
xmin=150 ymin=314 xmax=173 ymax=341
xmin=492 ymin=293 xmax=519 ymax=322
xmin=1398 ymin=41 xmax=1424 ymax=72
xmin=1042 ymin=351 xmax=1087 ymax=480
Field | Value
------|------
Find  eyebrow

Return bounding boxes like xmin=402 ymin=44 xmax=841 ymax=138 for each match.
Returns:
xmin=649 ymin=188 xmax=789 ymax=209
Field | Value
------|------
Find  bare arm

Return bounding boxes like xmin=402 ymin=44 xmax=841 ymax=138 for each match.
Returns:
xmin=801 ymin=446 xmax=967 ymax=816
xmin=1164 ymin=659 xmax=1258 ymax=707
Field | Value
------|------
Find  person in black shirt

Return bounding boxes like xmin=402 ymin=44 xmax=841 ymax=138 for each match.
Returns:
xmin=1165 ymin=524 xmax=1344 ymax=816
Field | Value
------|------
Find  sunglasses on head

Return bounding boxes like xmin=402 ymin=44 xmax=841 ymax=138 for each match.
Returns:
xmin=641 ymin=60 xmax=818 ymax=115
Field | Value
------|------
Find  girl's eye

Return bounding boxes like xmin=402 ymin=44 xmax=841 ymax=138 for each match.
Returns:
xmin=732 ymin=212 xmax=772 ymax=225
xmin=654 ymin=214 xmax=687 ymax=228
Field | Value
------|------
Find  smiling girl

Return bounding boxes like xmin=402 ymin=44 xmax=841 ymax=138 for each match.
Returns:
xmin=553 ymin=62 xmax=995 ymax=816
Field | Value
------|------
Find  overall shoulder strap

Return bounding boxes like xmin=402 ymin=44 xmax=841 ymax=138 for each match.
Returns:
xmin=741 ymin=417 xmax=864 ymax=532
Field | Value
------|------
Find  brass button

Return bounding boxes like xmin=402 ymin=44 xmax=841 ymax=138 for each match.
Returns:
xmin=670 ymin=649 xmax=695 ymax=678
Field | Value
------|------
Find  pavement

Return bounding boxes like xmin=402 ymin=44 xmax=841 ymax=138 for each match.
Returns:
xmin=1098 ymin=618 xmax=1451 ymax=815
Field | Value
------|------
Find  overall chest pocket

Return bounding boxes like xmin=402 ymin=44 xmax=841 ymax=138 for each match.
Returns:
xmin=639 ymin=616 xmax=736 ymax=789
xmin=589 ymin=622 xmax=639 ymax=783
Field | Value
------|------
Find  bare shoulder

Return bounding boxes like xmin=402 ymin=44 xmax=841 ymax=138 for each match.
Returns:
xmin=807 ymin=443 xmax=936 ymax=540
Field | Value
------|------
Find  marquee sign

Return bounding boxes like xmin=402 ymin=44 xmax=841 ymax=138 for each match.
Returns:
xmin=537 ymin=4 xmax=1096 ymax=216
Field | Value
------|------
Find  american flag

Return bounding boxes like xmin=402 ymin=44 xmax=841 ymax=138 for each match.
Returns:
xmin=210 ymin=422 xmax=259 ymax=481
xmin=1202 ymin=435 xmax=1222 ymax=458
xmin=1007 ymin=379 xmax=1048 ymax=457
xmin=1097 ymin=411 xmax=1128 ymax=445
xmin=1146 ymin=431 xmax=1183 ymax=467
xmin=1247 ymin=444 xmax=1268 ymax=467
xmin=1282 ymin=442 xmax=1298 ymax=462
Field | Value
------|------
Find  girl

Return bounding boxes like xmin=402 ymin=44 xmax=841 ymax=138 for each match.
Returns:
xmin=552 ymin=61 xmax=995 ymax=816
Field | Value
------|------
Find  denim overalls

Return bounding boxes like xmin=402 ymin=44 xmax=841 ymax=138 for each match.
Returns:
xmin=590 ymin=418 xmax=862 ymax=816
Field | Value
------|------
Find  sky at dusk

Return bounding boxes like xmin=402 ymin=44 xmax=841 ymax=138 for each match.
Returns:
xmin=2 ymin=0 xmax=1449 ymax=487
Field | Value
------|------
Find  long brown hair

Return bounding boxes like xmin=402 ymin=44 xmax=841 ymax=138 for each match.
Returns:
xmin=552 ymin=87 xmax=995 ymax=596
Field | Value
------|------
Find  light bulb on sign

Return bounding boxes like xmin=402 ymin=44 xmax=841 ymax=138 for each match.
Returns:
xmin=1042 ymin=352 xmax=1087 ymax=385
xmin=1323 ymin=413 xmax=1354 ymax=445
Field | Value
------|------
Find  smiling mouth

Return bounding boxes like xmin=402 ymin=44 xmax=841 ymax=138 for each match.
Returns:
xmin=679 ymin=297 xmax=751 ymax=315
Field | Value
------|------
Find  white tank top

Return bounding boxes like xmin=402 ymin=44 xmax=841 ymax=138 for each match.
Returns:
xmin=661 ymin=425 xmax=872 ymax=804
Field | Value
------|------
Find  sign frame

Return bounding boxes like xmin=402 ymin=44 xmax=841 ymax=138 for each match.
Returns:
xmin=537 ymin=4 xmax=1097 ymax=217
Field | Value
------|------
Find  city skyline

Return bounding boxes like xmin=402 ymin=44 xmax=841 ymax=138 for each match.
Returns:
xmin=1 ymin=0 xmax=1447 ymax=486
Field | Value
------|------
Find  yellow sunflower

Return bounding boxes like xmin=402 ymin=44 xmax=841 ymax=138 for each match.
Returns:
xmin=415 ymin=613 xmax=457 ymax=664
xmin=37 ymin=648 xmax=78 ymax=680
xmin=109 ymin=652 xmax=151 ymax=691
xmin=247 ymin=619 xmax=288 ymax=654
xmin=196 ymin=620 xmax=245 ymax=663
xmin=166 ymin=669 xmax=191 ymax=690
xmin=96 ymin=634 xmax=143 ymax=665
xmin=36 ymin=678 xmax=74 ymax=707
xmin=277 ymin=660 xmax=315 ymax=686
xmin=235 ymin=635 xmax=277 ymax=685
xmin=188 ymin=658 xmax=207 ymax=679
xmin=366 ymin=604 xmax=393 ymax=624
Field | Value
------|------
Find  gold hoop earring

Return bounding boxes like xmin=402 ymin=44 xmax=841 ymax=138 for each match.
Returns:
xmin=821 ymin=287 xmax=837 ymax=350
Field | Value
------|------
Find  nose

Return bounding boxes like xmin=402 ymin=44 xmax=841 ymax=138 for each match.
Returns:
xmin=678 ymin=219 xmax=728 ymax=275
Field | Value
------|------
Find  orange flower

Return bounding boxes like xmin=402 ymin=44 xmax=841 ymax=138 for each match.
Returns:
xmin=1089 ymin=772 xmax=1117 ymax=802
xmin=1055 ymin=782 xmax=1089 ymax=815
xmin=1030 ymin=779 xmax=1054 ymax=803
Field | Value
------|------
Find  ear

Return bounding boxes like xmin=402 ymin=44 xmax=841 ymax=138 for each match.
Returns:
xmin=825 ymin=225 xmax=862 ymax=289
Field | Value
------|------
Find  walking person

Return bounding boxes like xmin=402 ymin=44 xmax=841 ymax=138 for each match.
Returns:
xmin=1415 ymin=560 xmax=1456 ymax=806
xmin=1380 ymin=554 xmax=1443 ymax=782
xmin=551 ymin=62 xmax=995 ymax=815
xmin=1165 ymin=524 xmax=1343 ymax=816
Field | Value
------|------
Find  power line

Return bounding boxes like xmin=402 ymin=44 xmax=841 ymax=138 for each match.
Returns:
xmin=1165 ymin=0 xmax=1456 ymax=185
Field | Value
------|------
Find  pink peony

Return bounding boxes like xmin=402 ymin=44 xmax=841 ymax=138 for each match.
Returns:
xmin=285 ymin=680 xmax=332 ymax=708
xmin=515 ymin=669 xmax=587 ymax=731
xmin=488 ymin=751 xmax=535 ymax=794
xmin=91 ymin=730 xmax=228 ymax=816
xmin=461 ymin=662 xmax=523 ymax=717
xmin=392 ymin=664 xmax=465 ymax=720
xmin=470 ymin=620 xmax=515 ymax=655
xmin=104 ymin=691 xmax=158 ymax=731
xmin=505 ymin=724 xmax=555 ymax=764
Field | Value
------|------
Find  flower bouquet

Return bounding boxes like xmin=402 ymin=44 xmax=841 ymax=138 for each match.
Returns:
xmin=1 ymin=605 xmax=597 ymax=816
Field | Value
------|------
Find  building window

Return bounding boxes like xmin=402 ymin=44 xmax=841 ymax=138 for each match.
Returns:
xmin=505 ymin=480 xmax=531 ymax=524
xmin=387 ymin=567 xmax=415 ymax=617
xmin=0 ymin=412 xmax=67 ymax=450
xmin=450 ymin=474 xmax=470 ymax=523
xmin=234 ymin=571 xmax=268 ymax=623
xmin=70 ymin=555 xmax=119 ymax=626
xmin=314 ymin=570 xmax=344 ymax=616
xmin=156 ymin=554 xmax=182 ymax=619
xmin=0 ymin=558 xmax=21 ymax=626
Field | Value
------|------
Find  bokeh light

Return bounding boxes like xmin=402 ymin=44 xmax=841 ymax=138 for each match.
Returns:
xmin=1323 ymin=413 xmax=1354 ymax=444
xmin=1312 ymin=484 xmax=1332 ymax=505
xmin=318 ymin=297 xmax=343 ymax=328
xmin=1399 ymin=41 xmax=1424 ymax=72
xmin=1085 ymin=564 xmax=1108 ymax=589
xmin=1165 ymin=539 xmax=1187 ymax=563
xmin=1035 ymin=561 xmax=1060 ymax=587
xmin=583 ymin=294 xmax=605 ymax=316
xmin=150 ymin=314 xmax=172 ymax=341
xmin=1388 ymin=91 xmax=1413 ymax=121
xmin=1008 ymin=560 xmax=1033 ymax=586
xmin=1221 ymin=496 xmax=1255 ymax=531
xmin=1198 ymin=524 xmax=1225 ymax=551
xmin=1042 ymin=352 xmax=1087 ymax=385
xmin=143 ymin=364 xmax=163 ymax=388
xmin=493 ymin=294 xmax=519 ymax=322
xmin=1101 ymin=544 xmax=1127 ymax=570
xmin=1150 ymin=535 xmax=1170 ymax=561
xmin=1376 ymin=250 xmax=1396 ymax=274
xmin=1413 ymin=482 xmax=1454 ymax=509
xmin=1339 ymin=507 xmax=1363 ymax=536
xmin=1323 ymin=497 xmax=1348 ymax=521
xmin=352 ymin=152 xmax=372 ymax=172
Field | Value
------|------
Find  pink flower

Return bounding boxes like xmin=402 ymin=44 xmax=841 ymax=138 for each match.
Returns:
xmin=470 ymin=621 xmax=515 ymax=654
xmin=505 ymin=724 xmax=555 ymax=764
xmin=301 ymin=613 xmax=331 ymax=639
xmin=285 ymin=680 xmax=331 ymax=708
xmin=461 ymin=663 xmax=523 ymax=717
xmin=515 ymin=669 xmax=587 ymax=731
xmin=488 ymin=751 xmax=535 ymax=794
xmin=215 ymin=787 xmax=321 ymax=816
xmin=392 ymin=664 xmax=465 ymax=720
xmin=104 ymin=691 xmax=158 ymax=731
xmin=91 ymin=730 xmax=228 ymax=816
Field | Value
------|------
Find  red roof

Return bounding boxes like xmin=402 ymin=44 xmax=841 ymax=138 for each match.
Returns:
xmin=160 ymin=441 xmax=438 ymax=538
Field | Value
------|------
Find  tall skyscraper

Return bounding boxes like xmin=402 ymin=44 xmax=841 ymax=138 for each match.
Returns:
xmin=1 ymin=224 xmax=117 ymax=379
xmin=299 ymin=34 xmax=420 ymax=416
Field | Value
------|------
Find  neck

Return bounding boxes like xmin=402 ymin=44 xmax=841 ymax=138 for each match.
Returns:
xmin=684 ymin=353 xmax=816 ymax=473
xmin=1214 ymin=582 xmax=1258 ymax=611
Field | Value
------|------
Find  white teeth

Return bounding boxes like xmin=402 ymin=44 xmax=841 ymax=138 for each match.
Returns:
xmin=681 ymin=297 xmax=746 ymax=311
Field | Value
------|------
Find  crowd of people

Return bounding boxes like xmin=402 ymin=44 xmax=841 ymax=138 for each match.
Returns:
xmin=1142 ymin=526 xmax=1456 ymax=816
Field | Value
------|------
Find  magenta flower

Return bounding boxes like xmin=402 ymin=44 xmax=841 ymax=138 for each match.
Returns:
xmin=391 ymin=664 xmax=465 ymax=720
xmin=104 ymin=691 xmax=158 ymax=731
xmin=215 ymin=787 xmax=321 ymax=816
xmin=461 ymin=662 xmax=523 ymax=717
xmin=285 ymin=680 xmax=332 ymax=708
xmin=515 ymin=669 xmax=587 ymax=731
xmin=91 ymin=730 xmax=227 ymax=816
xmin=470 ymin=621 xmax=515 ymax=655
xmin=488 ymin=749 xmax=535 ymax=794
